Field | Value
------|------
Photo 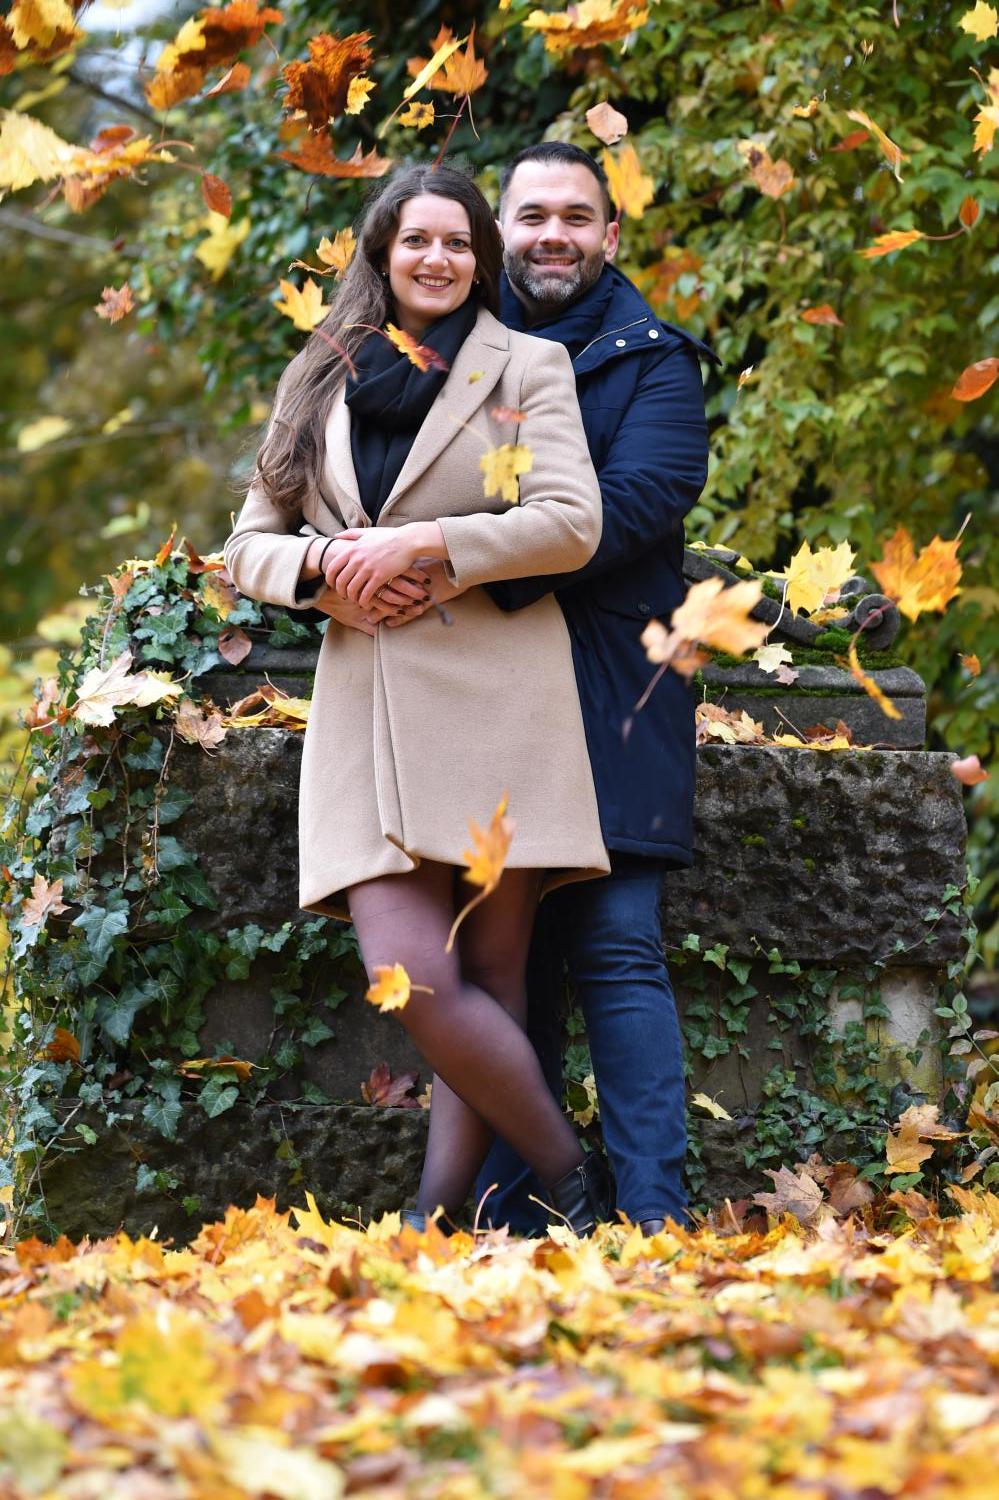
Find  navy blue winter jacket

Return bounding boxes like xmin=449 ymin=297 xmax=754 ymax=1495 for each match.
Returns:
xmin=488 ymin=265 xmax=719 ymax=867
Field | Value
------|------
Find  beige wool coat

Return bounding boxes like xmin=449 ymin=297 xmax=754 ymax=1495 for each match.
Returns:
xmin=224 ymin=305 xmax=610 ymax=918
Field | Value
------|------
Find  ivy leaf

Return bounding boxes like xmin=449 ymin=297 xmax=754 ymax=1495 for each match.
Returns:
xmin=73 ymin=899 xmax=129 ymax=969
xmin=198 ymin=1076 xmax=240 ymax=1118
xmin=141 ymin=1079 xmax=183 ymax=1140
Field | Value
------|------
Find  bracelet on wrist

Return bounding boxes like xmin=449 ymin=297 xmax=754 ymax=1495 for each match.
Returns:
xmin=315 ymin=537 xmax=336 ymax=578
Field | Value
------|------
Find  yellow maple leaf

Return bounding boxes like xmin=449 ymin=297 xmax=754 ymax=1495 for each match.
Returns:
xmin=480 ymin=442 xmax=534 ymax=504
xmin=446 ymin=794 xmax=515 ymax=952
xmin=846 ymin=107 xmax=908 ymax=181
xmin=274 ymin=276 xmax=329 ymax=332
xmin=771 ymin=539 xmax=856 ymax=616
xmin=885 ymin=1119 xmax=934 ymax=1175
xmin=870 ymin=526 xmax=963 ymax=621
xmin=402 ymin=31 xmax=465 ymax=100
xmin=346 ymin=74 xmax=375 ymax=113
xmin=317 ymin=227 xmax=356 ymax=276
xmin=973 ymin=103 xmax=999 ymax=153
xmin=72 ymin=649 xmax=180 ymax=726
xmin=959 ymin=1 xmax=998 ymax=42
xmin=671 ymin=576 xmax=769 ymax=655
xmin=691 ymin=1092 xmax=733 ymax=1121
xmin=847 ymin=638 xmax=901 ymax=720
xmin=0 ymin=109 xmax=81 ymax=193
xmin=69 ymin=1307 xmax=231 ymax=1426
xmin=524 ymin=0 xmax=650 ymax=55
xmin=8 ymin=0 xmax=78 ymax=50
xmin=195 ymin=211 xmax=250 ymax=280
xmin=602 ymin=143 xmax=655 ymax=218
xmin=365 ymin=962 xmax=433 ymax=1013
xmin=859 ymin=228 xmax=925 ymax=259
xmin=399 ymin=101 xmax=435 ymax=129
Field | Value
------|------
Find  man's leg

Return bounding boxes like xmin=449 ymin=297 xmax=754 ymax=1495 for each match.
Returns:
xmin=564 ymin=854 xmax=688 ymax=1226
xmin=474 ymin=894 xmax=566 ymax=1233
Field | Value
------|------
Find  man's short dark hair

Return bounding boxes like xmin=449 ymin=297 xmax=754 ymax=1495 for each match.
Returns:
xmin=498 ymin=142 xmax=613 ymax=222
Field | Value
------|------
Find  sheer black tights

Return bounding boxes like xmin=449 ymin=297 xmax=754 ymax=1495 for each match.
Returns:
xmin=348 ymin=861 xmax=583 ymax=1217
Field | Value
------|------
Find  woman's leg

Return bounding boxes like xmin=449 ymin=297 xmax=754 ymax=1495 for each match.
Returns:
xmin=417 ymin=867 xmax=541 ymax=1216
xmin=348 ymin=861 xmax=584 ymax=1215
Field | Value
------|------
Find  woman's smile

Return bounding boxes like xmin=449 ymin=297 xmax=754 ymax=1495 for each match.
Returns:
xmin=387 ymin=194 xmax=477 ymax=338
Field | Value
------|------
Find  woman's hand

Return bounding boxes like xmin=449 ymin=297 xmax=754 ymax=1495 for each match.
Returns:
xmin=382 ymin=557 xmax=465 ymax=628
xmin=323 ymin=524 xmax=445 ymax=608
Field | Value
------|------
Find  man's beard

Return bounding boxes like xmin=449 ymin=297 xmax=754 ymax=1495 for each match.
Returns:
xmin=504 ymin=245 xmax=606 ymax=312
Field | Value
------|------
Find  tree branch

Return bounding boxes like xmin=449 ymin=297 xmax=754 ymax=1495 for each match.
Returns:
xmin=0 ymin=207 xmax=118 ymax=254
xmin=66 ymin=67 xmax=161 ymax=128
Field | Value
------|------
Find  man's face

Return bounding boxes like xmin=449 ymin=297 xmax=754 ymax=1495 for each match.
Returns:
xmin=500 ymin=160 xmax=619 ymax=315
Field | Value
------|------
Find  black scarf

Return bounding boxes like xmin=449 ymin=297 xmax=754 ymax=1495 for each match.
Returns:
xmin=345 ymin=298 xmax=478 ymax=523
xmin=499 ymin=264 xmax=616 ymax=360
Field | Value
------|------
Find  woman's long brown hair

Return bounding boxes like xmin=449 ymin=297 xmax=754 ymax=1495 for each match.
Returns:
xmin=255 ymin=163 xmax=503 ymax=514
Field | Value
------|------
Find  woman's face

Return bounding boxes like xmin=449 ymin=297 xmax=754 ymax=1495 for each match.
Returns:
xmin=385 ymin=194 xmax=476 ymax=339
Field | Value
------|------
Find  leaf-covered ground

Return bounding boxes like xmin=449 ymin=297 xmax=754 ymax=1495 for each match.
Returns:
xmin=2 ymin=1193 xmax=998 ymax=1498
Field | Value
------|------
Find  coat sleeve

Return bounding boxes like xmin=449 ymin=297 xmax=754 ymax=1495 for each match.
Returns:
xmin=486 ymin=344 xmax=708 ymax=611
xmin=223 ymin=364 xmax=335 ymax=609
xmin=435 ymin=340 xmax=602 ymax=590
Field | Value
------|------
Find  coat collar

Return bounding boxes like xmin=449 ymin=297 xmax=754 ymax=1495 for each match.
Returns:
xmin=322 ymin=306 xmax=511 ymax=525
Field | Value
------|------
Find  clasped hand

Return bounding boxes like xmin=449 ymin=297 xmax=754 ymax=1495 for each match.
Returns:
xmin=323 ymin=527 xmax=424 ymax=609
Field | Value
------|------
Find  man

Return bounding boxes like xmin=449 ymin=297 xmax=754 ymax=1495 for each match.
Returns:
xmin=318 ymin=143 xmax=717 ymax=1233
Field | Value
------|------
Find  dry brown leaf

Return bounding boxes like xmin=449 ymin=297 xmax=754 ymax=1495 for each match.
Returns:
xmin=960 ymin=653 xmax=981 ymax=676
xmin=43 ymin=1026 xmax=81 ymax=1064
xmin=885 ymin=1119 xmax=934 ymax=1175
xmin=752 ymin=1165 xmax=825 ymax=1224
xmin=586 ymin=101 xmax=629 ymax=144
xmin=406 ymin=26 xmax=487 ymax=95
xmin=277 ymin=134 xmax=392 ymax=178
xmin=280 ymin=31 xmax=373 ymax=130
xmin=800 ymin=304 xmax=843 ymax=326
xmin=22 ymin=873 xmax=69 ymax=928
xmin=951 ymin=754 xmax=989 ymax=786
xmin=951 ymin=357 xmax=999 ymax=401
xmin=959 ymin=195 xmax=981 ymax=229
xmin=361 ymin=1061 xmax=421 ymax=1107
xmin=204 ymin=61 xmax=252 ymax=97
xmin=175 ymin=696 xmax=228 ymax=751
xmin=95 ymin=284 xmax=135 ymax=323
xmin=201 ymin=172 xmax=232 ymax=218
xmin=217 ymin=627 xmax=253 ymax=665
xmin=384 ymin=323 xmax=450 ymax=372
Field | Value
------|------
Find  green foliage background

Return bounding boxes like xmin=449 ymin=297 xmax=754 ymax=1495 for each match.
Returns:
xmin=1 ymin=0 xmax=996 ymax=959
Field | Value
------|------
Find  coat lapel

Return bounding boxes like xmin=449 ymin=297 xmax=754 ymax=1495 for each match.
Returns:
xmin=319 ymin=308 xmax=511 ymax=525
xmin=379 ymin=311 xmax=510 ymax=518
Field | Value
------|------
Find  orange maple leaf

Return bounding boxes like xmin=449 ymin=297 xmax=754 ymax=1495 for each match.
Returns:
xmin=846 ymin=107 xmax=908 ymax=180
xmin=859 ymin=229 xmax=925 ymax=259
xmin=43 ymin=1027 xmax=81 ymax=1064
xmin=365 ymin=962 xmax=433 ymax=1013
xmin=885 ymin=1119 xmax=934 ymax=1175
xmin=446 ymin=795 xmax=515 ymax=953
xmin=870 ymin=526 xmax=963 ymax=621
xmin=281 ymin=31 xmax=374 ymax=131
xmin=277 ymin=132 xmax=392 ymax=179
xmin=95 ymin=285 xmax=135 ymax=323
xmin=524 ymin=0 xmax=650 ymax=55
xmin=800 ymin=304 xmax=843 ymax=326
xmin=407 ymin=25 xmax=487 ymax=94
xmin=384 ymin=323 xmax=449 ymax=372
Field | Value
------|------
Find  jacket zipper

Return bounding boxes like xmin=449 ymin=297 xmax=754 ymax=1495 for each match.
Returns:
xmin=575 ymin=316 xmax=649 ymax=362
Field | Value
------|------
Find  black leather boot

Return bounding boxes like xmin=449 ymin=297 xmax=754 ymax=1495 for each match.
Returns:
xmin=640 ymin=1218 xmax=666 ymax=1237
xmin=547 ymin=1152 xmax=614 ymax=1238
xmin=400 ymin=1208 xmax=453 ymax=1236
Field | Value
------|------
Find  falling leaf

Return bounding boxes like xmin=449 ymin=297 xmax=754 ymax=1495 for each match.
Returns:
xmin=870 ymin=526 xmax=963 ymax=621
xmin=691 ymin=1092 xmax=733 ymax=1120
xmin=859 ymin=228 xmax=926 ymax=259
xmin=317 ymin=227 xmax=356 ymax=277
xmin=480 ymin=443 xmax=534 ymax=504
xmin=586 ymin=101 xmax=628 ymax=143
xmin=791 ymin=97 xmax=820 ymax=118
xmin=846 ymin=107 xmax=908 ymax=180
xmin=274 ymin=277 xmax=329 ymax=333
xmin=489 ymin=405 xmax=527 ymax=424
xmin=737 ymin=366 xmax=754 ymax=389
xmin=752 ymin=642 xmax=794 ymax=674
xmin=830 ymin=127 xmax=870 ymax=152
xmin=446 ymin=795 xmax=515 ymax=952
xmin=195 ymin=211 xmax=250 ymax=279
xmin=361 ymin=1060 xmax=421 ymax=1106
xmin=21 ymin=873 xmax=69 ymax=928
xmin=155 ymin=524 xmax=177 ymax=566
xmin=277 ymin=133 xmax=392 ymax=178
xmin=407 ymin=26 xmax=488 ymax=95
xmin=95 ymin=284 xmax=135 ymax=323
xmin=71 ymin=649 xmax=180 ymax=726
xmin=951 ymin=754 xmax=989 ymax=786
xmin=771 ymin=539 xmax=857 ymax=616
xmin=175 ymin=696 xmax=228 ymax=750
xmin=800 ymin=304 xmax=843 ymax=326
xmin=0 ymin=109 xmax=81 ymax=192
xmin=7 ymin=0 xmax=79 ymax=51
xmin=16 ymin=415 xmax=71 ymax=451
xmin=399 ymin=101 xmax=435 ymax=129
xmin=346 ymin=74 xmax=375 ymax=113
xmin=959 ymin=195 xmax=980 ymax=229
xmin=959 ymin=2 xmax=998 ymax=42
xmin=524 ymin=0 xmax=650 ymax=55
xmin=753 ymin=1165 xmax=825 ymax=1224
xmin=147 ymin=1 xmax=283 ymax=110
xmin=951 ymin=357 xmax=999 ymax=401
xmin=602 ymin=143 xmax=655 ymax=217
xmin=201 ymin=172 xmax=232 ymax=218
xmin=738 ymin=142 xmax=796 ymax=198
xmin=218 ymin=626 xmax=253 ymax=664
xmin=973 ymin=101 xmax=999 ymax=154
xmin=847 ymin=638 xmax=902 ymax=720
xmin=960 ymin=653 xmax=981 ymax=676
xmin=885 ymin=1120 xmax=934 ymax=1175
xmin=204 ymin=61 xmax=252 ymax=97
xmin=384 ymin=323 xmax=449 ymax=371
xmin=365 ymin=962 xmax=433 ymax=1013
xmin=672 ymin=577 xmax=768 ymax=655
xmin=402 ymin=29 xmax=466 ymax=100
xmin=279 ymin=30 xmax=374 ymax=130
xmin=43 ymin=1026 xmax=80 ymax=1064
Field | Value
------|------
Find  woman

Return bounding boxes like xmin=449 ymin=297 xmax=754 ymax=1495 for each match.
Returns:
xmin=224 ymin=164 xmax=611 ymax=1235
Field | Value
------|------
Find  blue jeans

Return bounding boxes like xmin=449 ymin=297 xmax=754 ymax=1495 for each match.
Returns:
xmin=476 ymin=853 xmax=688 ymax=1230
